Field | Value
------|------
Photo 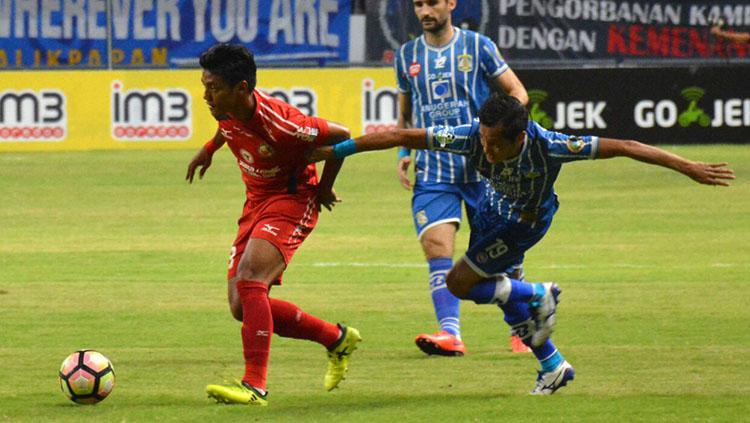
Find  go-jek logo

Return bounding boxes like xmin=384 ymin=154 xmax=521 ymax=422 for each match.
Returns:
xmin=111 ymin=81 xmax=191 ymax=141
xmin=0 ymin=89 xmax=66 ymax=141
xmin=635 ymin=87 xmax=750 ymax=128
xmin=527 ymin=89 xmax=607 ymax=130
xmin=362 ymin=79 xmax=398 ymax=134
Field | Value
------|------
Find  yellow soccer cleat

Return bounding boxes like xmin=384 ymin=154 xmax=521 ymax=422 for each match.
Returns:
xmin=206 ymin=380 xmax=268 ymax=406
xmin=324 ymin=325 xmax=362 ymax=391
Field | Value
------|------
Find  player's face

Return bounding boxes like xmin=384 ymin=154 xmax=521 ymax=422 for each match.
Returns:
xmin=413 ymin=0 xmax=455 ymax=33
xmin=201 ymin=70 xmax=245 ymax=119
xmin=479 ymin=124 xmax=525 ymax=164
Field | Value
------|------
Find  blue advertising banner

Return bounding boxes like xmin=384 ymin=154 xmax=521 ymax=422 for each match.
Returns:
xmin=0 ymin=0 xmax=351 ymax=69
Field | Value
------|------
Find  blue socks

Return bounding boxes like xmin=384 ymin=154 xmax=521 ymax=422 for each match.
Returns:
xmin=499 ymin=301 xmax=564 ymax=372
xmin=428 ymin=257 xmax=460 ymax=337
xmin=465 ymin=276 xmax=540 ymax=305
xmin=535 ymin=340 xmax=564 ymax=372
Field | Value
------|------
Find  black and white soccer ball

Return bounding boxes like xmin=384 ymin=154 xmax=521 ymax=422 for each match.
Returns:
xmin=58 ymin=350 xmax=115 ymax=404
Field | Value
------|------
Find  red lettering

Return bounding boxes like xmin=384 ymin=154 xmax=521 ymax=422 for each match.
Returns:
xmin=646 ymin=27 xmax=671 ymax=56
xmin=628 ymin=25 xmax=646 ymax=56
xmin=607 ymin=25 xmax=627 ymax=54
xmin=688 ymin=29 xmax=708 ymax=57
xmin=726 ymin=39 xmax=749 ymax=58
xmin=671 ymin=28 xmax=688 ymax=57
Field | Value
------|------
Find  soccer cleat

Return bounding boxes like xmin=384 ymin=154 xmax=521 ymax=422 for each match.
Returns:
xmin=415 ymin=330 xmax=466 ymax=357
xmin=510 ymin=335 xmax=532 ymax=353
xmin=325 ymin=325 xmax=362 ymax=391
xmin=530 ymin=360 xmax=575 ymax=395
xmin=206 ymin=380 xmax=268 ymax=406
xmin=529 ymin=282 xmax=561 ymax=348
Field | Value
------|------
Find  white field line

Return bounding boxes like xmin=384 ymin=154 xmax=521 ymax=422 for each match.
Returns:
xmin=308 ymin=262 xmax=742 ymax=269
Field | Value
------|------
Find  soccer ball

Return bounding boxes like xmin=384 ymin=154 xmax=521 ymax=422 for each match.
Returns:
xmin=58 ymin=350 xmax=116 ymax=404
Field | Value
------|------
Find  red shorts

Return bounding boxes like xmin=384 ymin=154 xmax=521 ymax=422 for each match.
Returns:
xmin=227 ymin=192 xmax=318 ymax=282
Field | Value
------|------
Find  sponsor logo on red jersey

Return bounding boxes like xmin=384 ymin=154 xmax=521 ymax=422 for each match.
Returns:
xmin=408 ymin=62 xmax=421 ymax=77
xmin=258 ymin=143 xmax=274 ymax=158
xmin=293 ymin=126 xmax=319 ymax=142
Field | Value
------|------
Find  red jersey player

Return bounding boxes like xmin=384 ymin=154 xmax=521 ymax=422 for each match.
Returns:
xmin=186 ymin=44 xmax=361 ymax=406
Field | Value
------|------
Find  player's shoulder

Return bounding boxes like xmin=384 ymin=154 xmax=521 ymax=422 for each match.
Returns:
xmin=255 ymin=89 xmax=307 ymax=119
xmin=459 ymin=28 xmax=496 ymax=47
xmin=397 ymin=36 xmax=423 ymax=58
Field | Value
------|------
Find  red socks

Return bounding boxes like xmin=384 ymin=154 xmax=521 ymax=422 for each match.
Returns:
xmin=236 ymin=280 xmax=342 ymax=391
xmin=237 ymin=281 xmax=272 ymax=390
xmin=270 ymin=298 xmax=341 ymax=349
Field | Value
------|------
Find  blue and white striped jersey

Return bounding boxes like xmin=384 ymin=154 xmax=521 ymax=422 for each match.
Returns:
xmin=426 ymin=119 xmax=599 ymax=220
xmin=395 ymin=28 xmax=509 ymax=184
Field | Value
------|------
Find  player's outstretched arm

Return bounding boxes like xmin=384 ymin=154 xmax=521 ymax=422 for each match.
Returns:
xmin=596 ymin=138 xmax=735 ymax=186
xmin=711 ymin=26 xmax=750 ymax=43
xmin=316 ymin=121 xmax=350 ymax=211
xmin=309 ymin=128 xmax=428 ymax=162
xmin=186 ymin=129 xmax=227 ymax=183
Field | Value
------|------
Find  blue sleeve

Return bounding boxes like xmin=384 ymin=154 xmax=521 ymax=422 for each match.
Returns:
xmin=478 ymin=35 xmax=508 ymax=79
xmin=532 ymin=122 xmax=599 ymax=164
xmin=395 ymin=45 xmax=410 ymax=93
xmin=425 ymin=124 xmax=475 ymax=155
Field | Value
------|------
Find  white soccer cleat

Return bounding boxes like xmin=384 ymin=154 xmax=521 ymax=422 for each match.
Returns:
xmin=530 ymin=282 xmax=560 ymax=348
xmin=530 ymin=360 xmax=575 ymax=395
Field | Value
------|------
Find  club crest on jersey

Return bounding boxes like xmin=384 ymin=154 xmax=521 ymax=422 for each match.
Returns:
xmin=408 ymin=61 xmax=421 ymax=77
xmin=457 ymin=54 xmax=473 ymax=72
xmin=294 ymin=126 xmax=319 ymax=142
xmin=416 ymin=210 xmax=428 ymax=226
xmin=566 ymin=136 xmax=585 ymax=153
xmin=240 ymin=148 xmax=254 ymax=164
xmin=258 ymin=143 xmax=274 ymax=158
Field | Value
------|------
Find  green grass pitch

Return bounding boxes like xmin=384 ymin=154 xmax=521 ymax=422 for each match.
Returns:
xmin=0 ymin=145 xmax=748 ymax=421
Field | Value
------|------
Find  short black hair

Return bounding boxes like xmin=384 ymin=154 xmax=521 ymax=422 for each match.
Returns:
xmin=478 ymin=92 xmax=528 ymax=141
xmin=199 ymin=44 xmax=257 ymax=90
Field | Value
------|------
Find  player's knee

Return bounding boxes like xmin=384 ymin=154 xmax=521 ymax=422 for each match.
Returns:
xmin=234 ymin=261 xmax=273 ymax=284
xmin=445 ymin=271 xmax=469 ymax=299
xmin=420 ymin=230 xmax=455 ymax=258
xmin=230 ymin=302 xmax=243 ymax=322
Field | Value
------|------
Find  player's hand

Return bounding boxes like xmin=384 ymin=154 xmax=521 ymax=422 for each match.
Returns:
xmin=710 ymin=25 xmax=722 ymax=35
xmin=683 ymin=162 xmax=734 ymax=186
xmin=317 ymin=187 xmax=341 ymax=212
xmin=397 ymin=156 xmax=413 ymax=190
xmin=308 ymin=146 xmax=334 ymax=163
xmin=186 ymin=147 xmax=213 ymax=183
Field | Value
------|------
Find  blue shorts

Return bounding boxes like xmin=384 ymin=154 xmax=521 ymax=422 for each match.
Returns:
xmin=463 ymin=203 xmax=557 ymax=277
xmin=411 ymin=181 xmax=484 ymax=240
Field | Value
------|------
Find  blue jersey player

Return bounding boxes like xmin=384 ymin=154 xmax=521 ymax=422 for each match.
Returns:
xmin=395 ymin=0 xmax=528 ymax=356
xmin=312 ymin=92 xmax=734 ymax=394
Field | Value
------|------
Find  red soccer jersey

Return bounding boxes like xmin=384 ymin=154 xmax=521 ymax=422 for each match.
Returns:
xmin=216 ymin=90 xmax=330 ymax=199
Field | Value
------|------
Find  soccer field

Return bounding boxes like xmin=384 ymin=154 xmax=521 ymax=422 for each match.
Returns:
xmin=1 ymin=145 xmax=748 ymax=421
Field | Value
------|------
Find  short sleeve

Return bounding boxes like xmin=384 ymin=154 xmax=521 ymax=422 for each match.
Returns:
xmin=395 ymin=45 xmax=410 ymax=93
xmin=279 ymin=106 xmax=331 ymax=147
xmin=478 ymin=35 xmax=508 ymax=79
xmin=531 ymin=122 xmax=599 ymax=164
xmin=426 ymin=122 xmax=477 ymax=155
